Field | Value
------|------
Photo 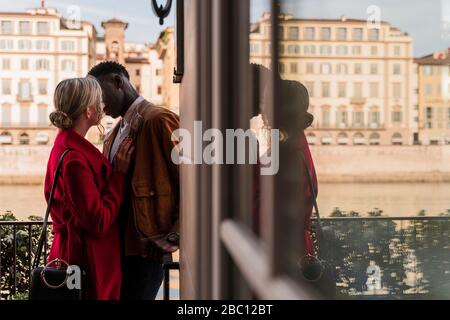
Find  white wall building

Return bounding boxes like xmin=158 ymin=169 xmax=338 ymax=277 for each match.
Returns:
xmin=0 ymin=5 xmax=96 ymax=145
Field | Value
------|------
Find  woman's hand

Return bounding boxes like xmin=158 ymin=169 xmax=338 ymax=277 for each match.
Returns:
xmin=113 ymin=137 xmax=135 ymax=174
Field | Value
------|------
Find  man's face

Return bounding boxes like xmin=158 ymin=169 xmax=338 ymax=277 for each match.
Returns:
xmin=95 ymin=74 xmax=124 ymax=119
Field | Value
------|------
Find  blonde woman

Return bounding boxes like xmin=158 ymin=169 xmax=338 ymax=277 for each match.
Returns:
xmin=44 ymin=77 xmax=134 ymax=300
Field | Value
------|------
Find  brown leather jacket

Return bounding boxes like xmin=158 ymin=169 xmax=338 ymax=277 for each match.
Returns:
xmin=103 ymin=98 xmax=180 ymax=258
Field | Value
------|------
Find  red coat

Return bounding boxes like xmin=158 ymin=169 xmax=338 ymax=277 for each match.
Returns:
xmin=44 ymin=129 xmax=125 ymax=300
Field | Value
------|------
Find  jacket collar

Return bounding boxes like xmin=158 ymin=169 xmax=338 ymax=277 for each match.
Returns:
xmin=54 ymin=129 xmax=110 ymax=170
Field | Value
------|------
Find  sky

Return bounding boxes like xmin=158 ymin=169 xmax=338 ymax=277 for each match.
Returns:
xmin=2 ymin=0 xmax=449 ymax=56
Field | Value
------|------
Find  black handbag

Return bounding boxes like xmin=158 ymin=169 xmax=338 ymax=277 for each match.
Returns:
xmin=299 ymin=153 xmax=337 ymax=299
xmin=29 ymin=148 xmax=85 ymax=300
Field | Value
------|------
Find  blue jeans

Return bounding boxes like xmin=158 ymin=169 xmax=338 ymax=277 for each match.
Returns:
xmin=121 ymin=256 xmax=164 ymax=300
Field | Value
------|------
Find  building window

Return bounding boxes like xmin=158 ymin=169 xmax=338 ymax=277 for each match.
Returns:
xmin=136 ymin=69 xmax=141 ymax=76
xmin=424 ymin=65 xmax=432 ymax=75
xmin=2 ymin=58 xmax=11 ymax=70
xmin=19 ymin=133 xmax=30 ymax=145
xmin=157 ymin=86 xmax=162 ymax=95
xmin=392 ymin=133 xmax=403 ymax=145
xmin=393 ymin=82 xmax=402 ymax=98
xmin=305 ymin=82 xmax=314 ymax=97
xmin=368 ymin=29 xmax=379 ymax=41
xmin=353 ymin=111 xmax=364 ymax=127
xmin=321 ymin=108 xmax=330 ymax=128
xmin=394 ymin=45 xmax=401 ymax=56
xmin=20 ymin=105 xmax=29 ymax=126
xmin=287 ymin=44 xmax=300 ymax=54
xmin=336 ymin=63 xmax=348 ymax=74
xmin=369 ymin=110 xmax=381 ymax=128
xmin=0 ymin=39 xmax=14 ymax=50
xmin=370 ymin=45 xmax=378 ymax=56
xmin=370 ymin=82 xmax=379 ymax=98
xmin=322 ymin=82 xmax=330 ymax=97
xmin=19 ymin=21 xmax=31 ymax=34
xmin=370 ymin=63 xmax=378 ymax=75
xmin=352 ymin=45 xmax=362 ymax=55
xmin=393 ymin=64 xmax=401 ymax=75
xmin=352 ymin=28 xmax=363 ymax=41
xmin=36 ymin=40 xmax=50 ymax=50
xmin=304 ymin=27 xmax=315 ymax=40
xmin=278 ymin=44 xmax=284 ymax=55
xmin=354 ymin=63 xmax=362 ymax=74
xmin=250 ymin=43 xmax=260 ymax=54
xmin=278 ymin=62 xmax=285 ymax=74
xmin=426 ymin=107 xmax=433 ymax=129
xmin=336 ymin=110 xmax=349 ymax=128
xmin=369 ymin=132 xmax=381 ymax=145
xmin=0 ymin=131 xmax=13 ymax=144
xmin=36 ymin=59 xmax=50 ymax=71
xmin=392 ymin=110 xmax=403 ymax=123
xmin=337 ymin=132 xmax=349 ymax=145
xmin=336 ymin=45 xmax=348 ymax=55
xmin=336 ymin=27 xmax=347 ymax=40
xmin=425 ymin=84 xmax=432 ymax=96
xmin=320 ymin=45 xmax=332 ymax=55
xmin=21 ymin=59 xmax=29 ymax=70
xmin=18 ymin=80 xmax=32 ymax=101
xmin=1 ymin=105 xmax=12 ymax=126
xmin=2 ymin=79 xmax=11 ymax=95
xmin=61 ymin=40 xmax=76 ymax=52
xmin=62 ymin=59 xmax=75 ymax=72
xmin=353 ymin=82 xmax=363 ymax=98
xmin=278 ymin=26 xmax=284 ymax=39
xmin=290 ymin=62 xmax=298 ymax=74
xmin=306 ymin=63 xmax=314 ymax=74
xmin=320 ymin=27 xmax=331 ymax=40
xmin=37 ymin=21 xmax=49 ymax=35
xmin=287 ymin=26 xmax=299 ymax=40
xmin=1 ymin=21 xmax=13 ymax=34
xmin=354 ymin=132 xmax=365 ymax=145
xmin=18 ymin=39 xmax=32 ymax=50
xmin=38 ymin=105 xmax=48 ymax=126
xmin=38 ymin=79 xmax=48 ymax=95
xmin=338 ymin=82 xmax=346 ymax=98
xmin=321 ymin=63 xmax=331 ymax=75
xmin=304 ymin=45 xmax=316 ymax=55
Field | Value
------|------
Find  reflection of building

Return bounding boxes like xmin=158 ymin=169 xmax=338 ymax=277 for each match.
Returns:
xmin=155 ymin=27 xmax=180 ymax=115
xmin=0 ymin=5 xmax=96 ymax=145
xmin=250 ymin=13 xmax=418 ymax=146
xmin=415 ymin=49 xmax=450 ymax=145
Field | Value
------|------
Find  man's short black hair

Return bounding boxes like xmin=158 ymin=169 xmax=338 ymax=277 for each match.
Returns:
xmin=88 ymin=60 xmax=130 ymax=79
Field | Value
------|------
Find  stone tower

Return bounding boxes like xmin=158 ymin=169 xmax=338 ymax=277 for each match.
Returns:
xmin=101 ymin=18 xmax=128 ymax=65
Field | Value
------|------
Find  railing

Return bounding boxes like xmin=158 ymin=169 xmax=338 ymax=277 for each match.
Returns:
xmin=0 ymin=220 xmax=179 ymax=300
xmin=2 ymin=216 xmax=450 ymax=300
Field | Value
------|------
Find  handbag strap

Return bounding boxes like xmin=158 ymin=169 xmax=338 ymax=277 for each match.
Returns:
xmin=299 ymin=152 xmax=322 ymax=252
xmin=32 ymin=149 xmax=72 ymax=270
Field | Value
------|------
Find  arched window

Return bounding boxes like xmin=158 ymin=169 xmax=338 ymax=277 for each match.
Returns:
xmin=35 ymin=131 xmax=49 ymax=145
xmin=337 ymin=132 xmax=349 ymax=145
xmin=19 ymin=132 xmax=30 ymax=145
xmin=321 ymin=133 xmax=332 ymax=145
xmin=306 ymin=132 xmax=317 ymax=145
xmin=354 ymin=132 xmax=365 ymax=145
xmin=0 ymin=131 xmax=13 ymax=145
xmin=392 ymin=133 xmax=403 ymax=145
xmin=369 ymin=133 xmax=381 ymax=145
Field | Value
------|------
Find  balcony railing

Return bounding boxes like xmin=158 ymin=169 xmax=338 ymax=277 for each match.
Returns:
xmin=0 ymin=220 xmax=179 ymax=300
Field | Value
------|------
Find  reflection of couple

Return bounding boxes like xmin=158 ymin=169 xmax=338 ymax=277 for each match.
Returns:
xmin=44 ymin=61 xmax=180 ymax=300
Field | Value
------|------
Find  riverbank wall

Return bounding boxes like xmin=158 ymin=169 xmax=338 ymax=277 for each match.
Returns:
xmin=2 ymin=145 xmax=450 ymax=184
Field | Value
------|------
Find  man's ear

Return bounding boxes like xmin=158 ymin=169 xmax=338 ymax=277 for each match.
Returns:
xmin=113 ymin=74 xmax=124 ymax=90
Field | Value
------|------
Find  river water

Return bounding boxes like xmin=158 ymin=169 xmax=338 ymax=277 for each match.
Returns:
xmin=1 ymin=183 xmax=450 ymax=220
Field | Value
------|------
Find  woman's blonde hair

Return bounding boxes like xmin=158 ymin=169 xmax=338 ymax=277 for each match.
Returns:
xmin=50 ymin=76 xmax=103 ymax=129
